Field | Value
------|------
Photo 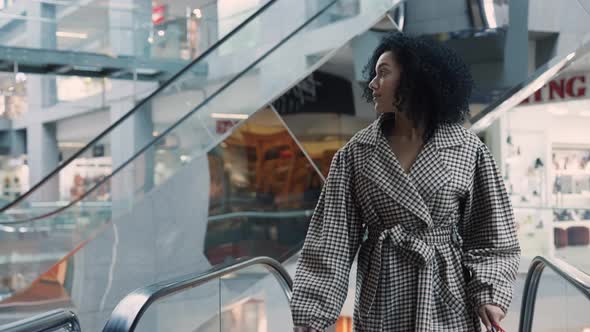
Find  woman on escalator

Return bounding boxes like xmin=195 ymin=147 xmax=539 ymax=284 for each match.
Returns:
xmin=290 ymin=31 xmax=520 ymax=332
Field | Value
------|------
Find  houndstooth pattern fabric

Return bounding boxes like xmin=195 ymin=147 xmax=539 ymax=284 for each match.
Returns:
xmin=290 ymin=114 xmax=521 ymax=331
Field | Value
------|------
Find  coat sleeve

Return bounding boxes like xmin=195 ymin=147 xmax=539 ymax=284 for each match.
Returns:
xmin=460 ymin=143 xmax=521 ymax=313
xmin=290 ymin=147 xmax=364 ymax=331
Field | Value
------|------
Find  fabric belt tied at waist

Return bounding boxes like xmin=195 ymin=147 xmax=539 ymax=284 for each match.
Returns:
xmin=358 ymin=223 xmax=462 ymax=331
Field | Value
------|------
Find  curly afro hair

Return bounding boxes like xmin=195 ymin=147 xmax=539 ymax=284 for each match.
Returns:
xmin=362 ymin=32 xmax=474 ymax=141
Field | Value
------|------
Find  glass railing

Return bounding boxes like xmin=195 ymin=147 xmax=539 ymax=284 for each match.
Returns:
xmin=0 ymin=1 xmax=396 ymax=329
xmin=103 ymin=256 xmax=292 ymax=332
xmin=0 ymin=0 xmax=323 ymax=215
xmin=520 ymin=256 xmax=590 ymax=332
xmin=0 ymin=0 xmax=271 ymax=61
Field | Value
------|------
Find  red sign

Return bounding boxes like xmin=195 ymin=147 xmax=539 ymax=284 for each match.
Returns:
xmin=152 ymin=4 xmax=166 ymax=25
xmin=521 ymin=74 xmax=587 ymax=105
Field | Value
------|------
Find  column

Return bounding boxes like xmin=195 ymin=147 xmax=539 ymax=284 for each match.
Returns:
xmin=108 ymin=89 xmax=154 ymax=215
xmin=27 ymin=123 xmax=59 ymax=202
xmin=25 ymin=2 xmax=59 ymax=202
xmin=502 ymin=0 xmax=530 ymax=86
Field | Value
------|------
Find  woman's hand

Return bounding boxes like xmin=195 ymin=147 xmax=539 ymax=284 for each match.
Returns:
xmin=478 ymin=304 xmax=505 ymax=331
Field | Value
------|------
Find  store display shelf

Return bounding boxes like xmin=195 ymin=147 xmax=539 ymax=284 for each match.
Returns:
xmin=554 ymin=169 xmax=590 ymax=176
xmin=553 ymin=221 xmax=590 ymax=229
xmin=552 ymin=193 xmax=590 ymax=198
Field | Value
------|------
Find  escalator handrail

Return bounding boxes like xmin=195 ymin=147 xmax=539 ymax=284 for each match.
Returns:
xmin=0 ymin=0 xmax=342 ymax=226
xmin=519 ymin=255 xmax=590 ymax=332
xmin=102 ymin=256 xmax=293 ymax=332
xmin=0 ymin=309 xmax=80 ymax=332
xmin=0 ymin=0 xmax=281 ymax=214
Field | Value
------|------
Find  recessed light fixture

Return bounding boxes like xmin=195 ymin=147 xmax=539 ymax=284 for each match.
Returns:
xmin=211 ymin=113 xmax=248 ymax=120
xmin=56 ymin=31 xmax=88 ymax=39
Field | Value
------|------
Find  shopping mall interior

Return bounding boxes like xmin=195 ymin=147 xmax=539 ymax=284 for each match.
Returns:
xmin=0 ymin=0 xmax=589 ymax=331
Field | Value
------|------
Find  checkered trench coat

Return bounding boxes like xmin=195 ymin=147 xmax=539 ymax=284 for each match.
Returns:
xmin=290 ymin=115 xmax=521 ymax=331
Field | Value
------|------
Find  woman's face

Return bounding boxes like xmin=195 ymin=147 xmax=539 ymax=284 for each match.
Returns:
xmin=369 ymin=51 xmax=401 ymax=114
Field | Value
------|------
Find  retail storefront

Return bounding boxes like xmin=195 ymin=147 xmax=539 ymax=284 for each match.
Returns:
xmin=500 ymin=71 xmax=590 ymax=264
xmin=0 ymin=156 xmax=28 ymax=203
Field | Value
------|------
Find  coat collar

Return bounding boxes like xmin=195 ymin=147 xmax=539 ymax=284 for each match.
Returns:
xmin=354 ymin=113 xmax=467 ymax=150
xmin=356 ymin=113 xmax=466 ymax=228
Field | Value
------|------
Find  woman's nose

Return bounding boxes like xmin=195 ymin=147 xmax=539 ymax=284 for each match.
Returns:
xmin=369 ymin=77 xmax=378 ymax=91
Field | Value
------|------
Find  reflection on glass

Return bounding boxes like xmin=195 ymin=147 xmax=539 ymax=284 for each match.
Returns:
xmin=135 ymin=279 xmax=221 ymax=332
xmin=280 ymin=111 xmax=369 ymax=177
xmin=272 ymin=70 xmax=371 ymax=177
xmin=530 ymin=269 xmax=568 ymax=332
xmin=0 ymin=106 xmax=321 ymax=330
xmin=0 ymin=0 xmax=391 ymax=218
xmin=529 ymin=268 xmax=590 ymax=332
xmin=219 ymin=264 xmax=292 ymax=332
xmin=203 ymin=107 xmax=320 ymax=265
xmin=0 ymin=256 xmax=75 ymax=325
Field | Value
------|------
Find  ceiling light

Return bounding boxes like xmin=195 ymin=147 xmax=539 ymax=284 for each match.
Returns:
xmin=211 ymin=113 xmax=248 ymax=120
xmin=56 ymin=31 xmax=88 ymax=39
xmin=0 ymin=225 xmax=15 ymax=233
xmin=58 ymin=142 xmax=86 ymax=148
xmin=157 ymin=30 xmax=165 ymax=37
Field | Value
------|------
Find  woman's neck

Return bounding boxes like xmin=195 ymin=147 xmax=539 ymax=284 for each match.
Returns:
xmin=390 ymin=112 xmax=424 ymax=141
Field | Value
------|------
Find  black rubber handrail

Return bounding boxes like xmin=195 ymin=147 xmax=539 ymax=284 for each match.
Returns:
xmin=519 ymin=256 xmax=590 ymax=332
xmin=102 ymin=256 xmax=293 ymax=332
xmin=0 ymin=0 xmax=341 ymax=225
xmin=0 ymin=0 xmax=279 ymax=214
xmin=0 ymin=309 xmax=81 ymax=332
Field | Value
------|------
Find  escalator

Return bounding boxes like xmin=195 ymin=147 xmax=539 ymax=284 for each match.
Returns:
xmin=0 ymin=0 xmax=275 ymax=197
xmin=1 ymin=254 xmax=589 ymax=331
xmin=2 ymin=0 xmax=590 ymax=330
xmin=0 ymin=0 xmax=399 ymax=329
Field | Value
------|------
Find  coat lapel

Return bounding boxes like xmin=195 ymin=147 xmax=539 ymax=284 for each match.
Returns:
xmin=410 ymin=123 xmax=466 ymax=205
xmin=409 ymin=138 xmax=450 ymax=205
xmin=357 ymin=115 xmax=432 ymax=227
xmin=363 ymin=135 xmax=433 ymax=227
xmin=356 ymin=116 xmax=466 ymax=228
